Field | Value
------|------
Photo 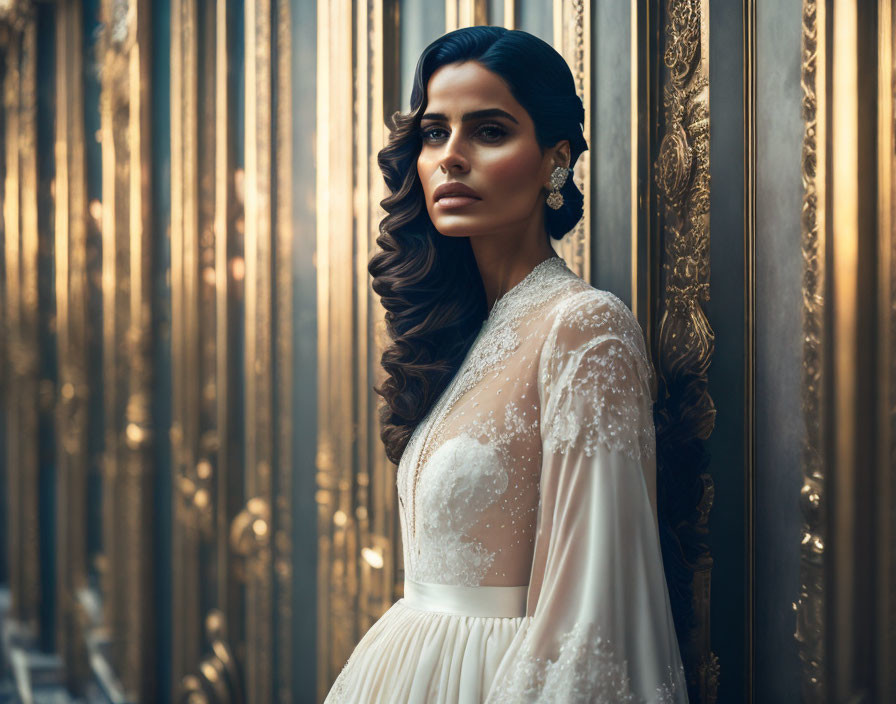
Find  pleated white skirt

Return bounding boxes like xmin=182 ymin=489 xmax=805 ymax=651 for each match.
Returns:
xmin=323 ymin=579 xmax=531 ymax=704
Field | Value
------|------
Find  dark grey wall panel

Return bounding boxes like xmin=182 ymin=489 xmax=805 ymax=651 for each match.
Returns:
xmin=754 ymin=0 xmax=803 ymax=700
xmin=293 ymin=0 xmax=319 ymax=698
xmin=591 ymin=0 xmax=632 ymax=305
xmin=399 ymin=0 xmax=446 ymax=110
xmin=707 ymin=0 xmax=747 ymax=700
xmin=517 ymin=0 xmax=552 ymax=43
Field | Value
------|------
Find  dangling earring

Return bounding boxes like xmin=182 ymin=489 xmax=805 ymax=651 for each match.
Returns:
xmin=547 ymin=166 xmax=572 ymax=210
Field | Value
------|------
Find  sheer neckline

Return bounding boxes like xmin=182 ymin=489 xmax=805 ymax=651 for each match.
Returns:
xmin=485 ymin=255 xmax=565 ymax=322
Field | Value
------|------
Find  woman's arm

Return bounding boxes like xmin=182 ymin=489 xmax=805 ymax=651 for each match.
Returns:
xmin=484 ymin=291 xmax=687 ymax=703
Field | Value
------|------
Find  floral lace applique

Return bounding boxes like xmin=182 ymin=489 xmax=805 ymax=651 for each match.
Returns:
xmin=414 ymin=434 xmax=508 ymax=585
xmin=539 ymin=290 xmax=657 ymax=464
xmin=485 ymin=621 xmax=686 ymax=704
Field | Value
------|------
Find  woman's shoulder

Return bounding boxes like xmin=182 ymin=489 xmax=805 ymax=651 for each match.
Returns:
xmin=543 ymin=281 xmax=645 ymax=352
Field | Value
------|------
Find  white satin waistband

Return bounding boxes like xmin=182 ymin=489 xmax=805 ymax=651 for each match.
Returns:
xmin=402 ymin=578 xmax=528 ymax=618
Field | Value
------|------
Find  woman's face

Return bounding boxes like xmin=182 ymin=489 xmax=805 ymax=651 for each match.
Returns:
xmin=416 ymin=61 xmax=564 ymax=240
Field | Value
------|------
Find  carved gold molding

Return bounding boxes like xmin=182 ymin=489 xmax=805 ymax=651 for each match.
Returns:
xmin=553 ymin=0 xmax=591 ymax=281
xmin=652 ymin=1 xmax=717 ymax=702
xmin=796 ymin=0 xmax=825 ymax=699
xmin=178 ymin=610 xmax=243 ymax=704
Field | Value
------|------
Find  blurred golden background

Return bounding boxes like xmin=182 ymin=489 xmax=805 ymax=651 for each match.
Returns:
xmin=0 ymin=1 xmax=894 ymax=703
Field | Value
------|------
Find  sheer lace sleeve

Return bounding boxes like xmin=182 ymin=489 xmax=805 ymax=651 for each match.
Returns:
xmin=483 ymin=291 xmax=688 ymax=704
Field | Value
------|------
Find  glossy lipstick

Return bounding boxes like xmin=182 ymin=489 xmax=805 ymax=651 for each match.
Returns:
xmin=433 ymin=181 xmax=482 ymax=209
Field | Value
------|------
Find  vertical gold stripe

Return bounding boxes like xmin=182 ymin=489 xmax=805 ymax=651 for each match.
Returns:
xmin=55 ymin=0 xmax=90 ymax=689
xmin=2 ymin=31 xmax=24 ymax=624
xmin=356 ymin=0 xmax=372 ymax=636
xmin=99 ymin=0 xmax=119 ymax=648
xmin=275 ymin=0 xmax=294 ymax=700
xmin=446 ymin=0 xmax=458 ymax=31
xmin=368 ymin=0 xmax=397 ymax=618
xmin=20 ymin=12 xmax=41 ymax=632
xmin=504 ymin=0 xmax=515 ymax=29
xmin=169 ymin=0 xmax=187 ymax=692
xmin=245 ymin=0 xmax=275 ymax=701
xmin=214 ymin=0 xmax=231 ymax=652
xmin=316 ymin=0 xmax=363 ymax=695
xmin=170 ymin=0 xmax=204 ymax=694
xmin=124 ymin=1 xmax=155 ymax=695
xmin=315 ymin=0 xmax=333 ymax=695
xmin=445 ymin=0 xmax=487 ymax=30
xmin=831 ymin=1 xmax=858 ymax=694
xmin=878 ymin=1 xmax=895 ymax=698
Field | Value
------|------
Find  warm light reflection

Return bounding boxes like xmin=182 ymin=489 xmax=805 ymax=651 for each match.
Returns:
xmin=231 ymin=256 xmax=245 ymax=281
xmin=234 ymin=167 xmax=245 ymax=203
xmin=361 ymin=547 xmax=384 ymax=570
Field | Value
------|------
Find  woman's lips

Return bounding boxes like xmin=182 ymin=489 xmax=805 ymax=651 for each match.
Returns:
xmin=435 ymin=195 xmax=481 ymax=209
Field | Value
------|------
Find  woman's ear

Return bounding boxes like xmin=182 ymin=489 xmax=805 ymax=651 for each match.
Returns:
xmin=553 ymin=140 xmax=571 ymax=170
xmin=543 ymin=140 xmax=572 ymax=189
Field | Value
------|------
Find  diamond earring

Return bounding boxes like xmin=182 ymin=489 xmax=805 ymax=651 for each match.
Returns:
xmin=547 ymin=166 xmax=572 ymax=210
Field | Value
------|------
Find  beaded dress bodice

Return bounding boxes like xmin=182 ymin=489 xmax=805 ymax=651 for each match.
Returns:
xmin=395 ymin=255 xmax=657 ymax=591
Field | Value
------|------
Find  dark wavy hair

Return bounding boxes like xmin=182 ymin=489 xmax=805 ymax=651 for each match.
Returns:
xmin=370 ymin=25 xmax=589 ymax=465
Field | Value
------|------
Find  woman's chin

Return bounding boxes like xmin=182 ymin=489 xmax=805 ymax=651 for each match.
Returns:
xmin=432 ymin=220 xmax=485 ymax=238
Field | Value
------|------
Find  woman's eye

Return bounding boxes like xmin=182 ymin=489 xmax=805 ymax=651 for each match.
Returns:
xmin=421 ymin=127 xmax=448 ymax=142
xmin=476 ymin=124 xmax=506 ymax=142
xmin=420 ymin=124 xmax=507 ymax=143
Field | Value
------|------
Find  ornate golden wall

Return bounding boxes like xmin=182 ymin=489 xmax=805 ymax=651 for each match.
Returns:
xmin=1 ymin=0 xmax=894 ymax=702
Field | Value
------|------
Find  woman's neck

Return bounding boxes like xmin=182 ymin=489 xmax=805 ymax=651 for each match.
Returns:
xmin=470 ymin=235 xmax=559 ymax=313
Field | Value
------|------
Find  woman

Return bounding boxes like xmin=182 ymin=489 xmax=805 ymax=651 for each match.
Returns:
xmin=325 ymin=26 xmax=688 ymax=703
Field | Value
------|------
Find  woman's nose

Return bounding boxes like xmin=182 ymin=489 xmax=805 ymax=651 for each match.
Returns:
xmin=438 ymin=132 xmax=469 ymax=173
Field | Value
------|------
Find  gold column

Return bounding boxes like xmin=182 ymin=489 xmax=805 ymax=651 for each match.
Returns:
xmin=316 ymin=0 xmax=356 ymax=696
xmin=171 ymin=0 xmax=217 ymax=697
xmin=97 ymin=0 xmax=157 ymax=698
xmin=54 ymin=0 xmax=90 ymax=691
xmin=798 ymin=1 xmax=889 ymax=700
xmin=445 ymin=0 xmax=488 ymax=31
xmin=244 ymin=1 xmax=274 ymax=700
xmin=877 ymin=3 xmax=896 ymax=700
xmin=169 ymin=0 xmax=194 ymax=684
xmin=316 ymin=0 xmax=398 ymax=697
xmin=242 ymin=1 xmax=294 ymax=702
xmin=171 ymin=0 xmax=246 ymax=701
xmin=273 ymin=2 xmax=294 ymax=700
xmin=1 ymin=3 xmax=41 ymax=635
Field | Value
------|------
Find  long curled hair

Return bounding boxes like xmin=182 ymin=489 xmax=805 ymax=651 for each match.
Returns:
xmin=370 ymin=26 xmax=589 ymax=465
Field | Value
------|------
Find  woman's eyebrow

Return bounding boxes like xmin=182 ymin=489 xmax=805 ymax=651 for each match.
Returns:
xmin=420 ymin=108 xmax=519 ymax=124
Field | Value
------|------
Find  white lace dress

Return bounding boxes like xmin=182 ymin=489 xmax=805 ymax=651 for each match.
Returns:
xmin=324 ymin=255 xmax=688 ymax=703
